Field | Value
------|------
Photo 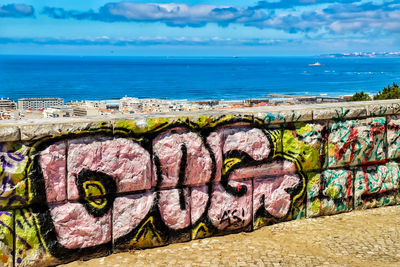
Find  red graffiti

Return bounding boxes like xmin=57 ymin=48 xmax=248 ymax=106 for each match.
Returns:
xmin=334 ymin=128 xmax=358 ymax=162
xmin=365 ymin=125 xmax=385 ymax=161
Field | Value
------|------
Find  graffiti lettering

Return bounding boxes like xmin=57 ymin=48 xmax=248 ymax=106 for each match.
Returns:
xmin=22 ymin=119 xmax=303 ymax=261
xmin=2 ymin=113 xmax=397 ymax=266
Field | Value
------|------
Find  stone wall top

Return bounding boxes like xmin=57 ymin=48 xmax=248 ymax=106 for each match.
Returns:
xmin=1 ymin=99 xmax=400 ymax=141
xmin=1 ymin=98 xmax=400 ymax=267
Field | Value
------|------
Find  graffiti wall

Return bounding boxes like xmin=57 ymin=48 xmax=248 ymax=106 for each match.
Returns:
xmin=0 ymin=105 xmax=399 ymax=266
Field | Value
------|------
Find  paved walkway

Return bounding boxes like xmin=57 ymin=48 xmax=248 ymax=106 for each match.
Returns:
xmin=62 ymin=206 xmax=400 ymax=267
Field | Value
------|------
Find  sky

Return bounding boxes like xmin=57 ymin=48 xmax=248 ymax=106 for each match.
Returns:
xmin=0 ymin=0 xmax=399 ymax=56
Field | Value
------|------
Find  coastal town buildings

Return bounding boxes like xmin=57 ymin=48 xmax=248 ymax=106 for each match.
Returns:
xmin=0 ymin=98 xmax=17 ymax=110
xmin=68 ymin=100 xmax=120 ymax=117
xmin=71 ymin=106 xmax=100 ymax=117
xmin=120 ymin=97 xmax=189 ymax=113
xmin=0 ymin=94 xmax=350 ymax=120
xmin=0 ymin=109 xmax=19 ymax=120
xmin=18 ymin=97 xmax=64 ymax=110
xmin=119 ymin=97 xmax=236 ymax=114
xmin=42 ymin=106 xmax=73 ymax=118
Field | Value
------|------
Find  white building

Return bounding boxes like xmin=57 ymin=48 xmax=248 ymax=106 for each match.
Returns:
xmin=42 ymin=106 xmax=73 ymax=118
xmin=18 ymin=98 xmax=64 ymax=110
xmin=0 ymin=98 xmax=17 ymax=110
xmin=119 ymin=97 xmax=141 ymax=112
xmin=72 ymin=106 xmax=100 ymax=117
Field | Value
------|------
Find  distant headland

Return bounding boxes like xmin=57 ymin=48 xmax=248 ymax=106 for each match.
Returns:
xmin=320 ymin=52 xmax=400 ymax=58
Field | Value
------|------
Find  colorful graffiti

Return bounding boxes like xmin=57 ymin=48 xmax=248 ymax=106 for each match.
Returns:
xmin=328 ymin=117 xmax=386 ymax=167
xmin=354 ymin=162 xmax=400 ymax=209
xmin=306 ymin=169 xmax=353 ymax=217
xmin=0 ymin=113 xmax=399 ymax=266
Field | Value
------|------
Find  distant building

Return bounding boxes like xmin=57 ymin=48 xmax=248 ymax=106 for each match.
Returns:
xmin=43 ymin=106 xmax=73 ymax=118
xmin=72 ymin=106 xmax=100 ymax=117
xmin=20 ymin=111 xmax=43 ymax=119
xmin=0 ymin=98 xmax=17 ymax=110
xmin=83 ymin=100 xmax=107 ymax=109
xmin=18 ymin=98 xmax=64 ymax=110
xmin=0 ymin=110 xmax=19 ymax=120
xmin=119 ymin=97 xmax=141 ymax=113
xmin=244 ymin=99 xmax=269 ymax=105
xmin=340 ymin=95 xmax=352 ymax=101
xmin=195 ymin=100 xmax=219 ymax=106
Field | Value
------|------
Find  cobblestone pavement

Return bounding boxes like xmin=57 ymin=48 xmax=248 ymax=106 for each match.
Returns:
xmin=62 ymin=206 xmax=400 ymax=267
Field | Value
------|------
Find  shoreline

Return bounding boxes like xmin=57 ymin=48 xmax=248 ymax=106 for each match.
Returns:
xmin=0 ymin=92 xmax=376 ymax=104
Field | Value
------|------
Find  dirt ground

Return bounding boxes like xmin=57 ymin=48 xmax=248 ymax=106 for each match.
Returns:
xmin=62 ymin=205 xmax=400 ymax=267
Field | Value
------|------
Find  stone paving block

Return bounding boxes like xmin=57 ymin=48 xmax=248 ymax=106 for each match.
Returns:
xmin=112 ymin=191 xmax=157 ymax=251
xmin=67 ymin=136 xmax=151 ymax=200
xmin=191 ymin=185 xmax=213 ymax=240
xmin=113 ymin=188 xmax=191 ymax=250
xmin=0 ymin=142 xmax=31 ymax=209
xmin=16 ymin=203 xmax=112 ymax=266
xmin=392 ymin=102 xmax=400 ymax=114
xmin=306 ymin=169 xmax=353 ymax=217
xmin=354 ymin=161 xmax=400 ymax=209
xmin=327 ymin=117 xmax=386 ymax=167
xmin=387 ymin=115 xmax=400 ymax=160
xmin=113 ymin=191 xmax=169 ymax=250
xmin=395 ymin=190 xmax=400 ymax=206
xmin=0 ymin=210 xmax=13 ymax=267
xmin=158 ymin=188 xmax=191 ymax=243
xmin=49 ymin=201 xmax=112 ymax=249
xmin=207 ymin=124 xmax=281 ymax=183
xmin=114 ymin=117 xmax=175 ymax=135
xmin=15 ymin=207 xmax=61 ymax=267
xmin=37 ymin=140 xmax=67 ymax=203
xmin=283 ymin=122 xmax=326 ymax=171
xmin=320 ymin=169 xmax=353 ymax=215
xmin=20 ymin=121 xmax=112 ymax=141
xmin=58 ymin=121 xmax=112 ymax=135
xmin=287 ymin=194 xmax=306 ymax=222
xmin=306 ymin=172 xmax=321 ymax=218
xmin=113 ymin=114 xmax=248 ymax=135
xmin=254 ymin=172 xmax=305 ymax=229
xmin=0 ymin=125 xmax=20 ymax=142
xmin=263 ymin=109 xmax=312 ymax=125
xmin=208 ymin=180 xmax=253 ymax=234
xmin=313 ymin=106 xmax=367 ymax=121
xmin=20 ymin=124 xmax=58 ymax=141
xmin=367 ymin=103 xmax=394 ymax=116
xmin=152 ymin=127 xmax=213 ymax=188
xmin=20 ymin=124 xmax=52 ymax=141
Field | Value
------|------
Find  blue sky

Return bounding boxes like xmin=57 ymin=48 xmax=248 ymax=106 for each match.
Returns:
xmin=0 ymin=0 xmax=399 ymax=56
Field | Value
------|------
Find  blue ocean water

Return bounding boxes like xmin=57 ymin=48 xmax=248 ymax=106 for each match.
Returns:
xmin=1 ymin=55 xmax=400 ymax=102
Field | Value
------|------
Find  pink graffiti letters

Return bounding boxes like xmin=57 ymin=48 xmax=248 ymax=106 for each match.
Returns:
xmin=30 ymin=120 xmax=303 ymax=260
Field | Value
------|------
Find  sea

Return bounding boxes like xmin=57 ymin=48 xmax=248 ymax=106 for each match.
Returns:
xmin=1 ymin=55 xmax=400 ymax=102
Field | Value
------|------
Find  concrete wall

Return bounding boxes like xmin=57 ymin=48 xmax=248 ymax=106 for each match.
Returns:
xmin=0 ymin=100 xmax=399 ymax=266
